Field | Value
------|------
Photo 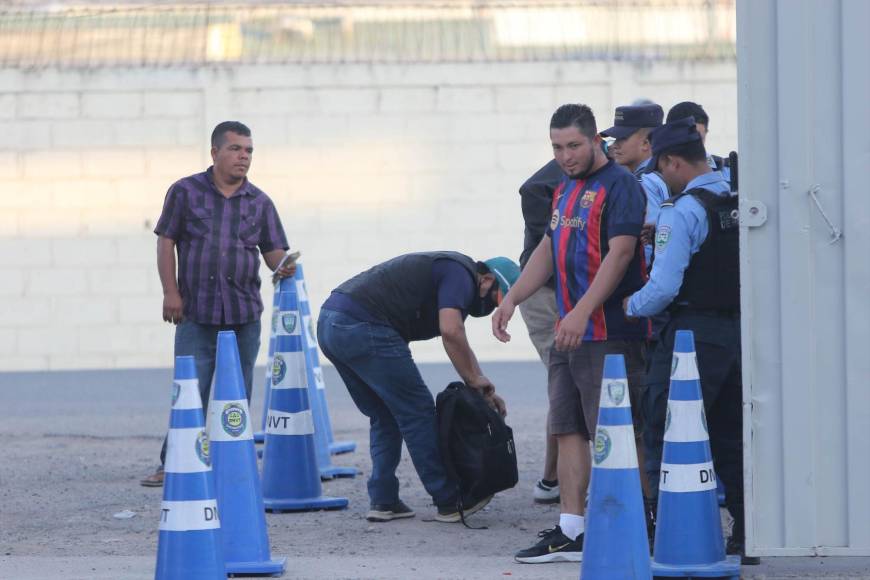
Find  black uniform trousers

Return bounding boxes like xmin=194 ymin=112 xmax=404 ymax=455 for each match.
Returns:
xmin=642 ymin=309 xmax=745 ymax=534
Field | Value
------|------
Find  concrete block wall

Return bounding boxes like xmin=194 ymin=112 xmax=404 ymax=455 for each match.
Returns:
xmin=0 ymin=60 xmax=736 ymax=371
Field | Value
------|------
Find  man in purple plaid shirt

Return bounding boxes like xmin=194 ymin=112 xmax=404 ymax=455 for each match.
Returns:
xmin=141 ymin=121 xmax=294 ymax=487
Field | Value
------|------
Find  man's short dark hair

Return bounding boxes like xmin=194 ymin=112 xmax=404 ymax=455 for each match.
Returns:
xmin=667 ymin=101 xmax=709 ymax=128
xmin=550 ymin=104 xmax=598 ymax=141
xmin=211 ymin=121 xmax=251 ymax=149
xmin=660 ymin=139 xmax=708 ymax=165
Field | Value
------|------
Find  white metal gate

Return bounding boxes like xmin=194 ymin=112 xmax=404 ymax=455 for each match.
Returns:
xmin=738 ymin=0 xmax=870 ymax=556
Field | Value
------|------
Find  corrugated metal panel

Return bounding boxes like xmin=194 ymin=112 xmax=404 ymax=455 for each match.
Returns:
xmin=738 ymin=0 xmax=870 ymax=555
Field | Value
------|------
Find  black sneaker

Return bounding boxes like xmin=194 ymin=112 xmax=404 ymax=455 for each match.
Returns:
xmin=515 ymin=526 xmax=583 ymax=563
xmin=435 ymin=494 xmax=492 ymax=523
xmin=726 ymin=535 xmax=761 ymax=565
xmin=366 ymin=500 xmax=415 ymax=522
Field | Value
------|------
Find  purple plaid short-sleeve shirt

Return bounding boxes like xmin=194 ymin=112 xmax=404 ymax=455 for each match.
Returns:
xmin=154 ymin=167 xmax=289 ymax=325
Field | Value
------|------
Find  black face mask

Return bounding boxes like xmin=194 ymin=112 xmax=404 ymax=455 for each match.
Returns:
xmin=469 ymin=285 xmax=499 ymax=318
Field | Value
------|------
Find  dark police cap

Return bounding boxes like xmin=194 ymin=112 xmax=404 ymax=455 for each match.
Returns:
xmin=646 ymin=116 xmax=703 ymax=172
xmin=600 ymin=104 xmax=664 ymax=139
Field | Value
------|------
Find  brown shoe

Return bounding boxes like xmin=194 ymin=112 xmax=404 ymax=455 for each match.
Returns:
xmin=140 ymin=468 xmax=164 ymax=487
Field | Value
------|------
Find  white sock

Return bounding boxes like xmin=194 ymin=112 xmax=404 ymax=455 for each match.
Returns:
xmin=559 ymin=513 xmax=585 ymax=540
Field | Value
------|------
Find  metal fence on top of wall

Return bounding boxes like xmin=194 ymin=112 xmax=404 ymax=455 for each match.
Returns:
xmin=0 ymin=1 xmax=735 ymax=69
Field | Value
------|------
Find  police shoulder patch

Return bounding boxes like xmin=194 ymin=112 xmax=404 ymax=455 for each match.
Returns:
xmin=655 ymin=225 xmax=671 ymax=254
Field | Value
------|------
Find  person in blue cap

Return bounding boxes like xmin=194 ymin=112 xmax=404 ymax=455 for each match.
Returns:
xmin=317 ymin=252 xmax=519 ymax=524
xmin=623 ymin=117 xmax=759 ymax=565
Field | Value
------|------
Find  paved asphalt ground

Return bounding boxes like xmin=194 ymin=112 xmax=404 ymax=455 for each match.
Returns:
xmin=2 ymin=361 xmax=869 ymax=579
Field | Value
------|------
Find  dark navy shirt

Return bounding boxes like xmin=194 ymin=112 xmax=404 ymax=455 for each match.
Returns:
xmin=154 ymin=167 xmax=289 ymax=325
xmin=323 ymin=259 xmax=475 ymax=327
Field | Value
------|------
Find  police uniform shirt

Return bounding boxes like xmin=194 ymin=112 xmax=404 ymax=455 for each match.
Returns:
xmin=636 ymin=158 xmax=671 ymax=226
xmin=707 ymin=155 xmax=732 ymax=184
xmin=635 ymin=157 xmax=670 ymax=265
xmin=625 ymin=170 xmax=730 ymax=318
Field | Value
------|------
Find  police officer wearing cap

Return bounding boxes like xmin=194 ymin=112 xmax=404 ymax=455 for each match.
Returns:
xmin=601 ymin=104 xmax=669 ymax=265
xmin=601 ymin=104 xmax=663 ymax=176
xmin=622 ymin=117 xmax=758 ymax=564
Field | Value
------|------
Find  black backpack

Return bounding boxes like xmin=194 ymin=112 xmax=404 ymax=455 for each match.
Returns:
xmin=436 ymin=382 xmax=518 ymax=524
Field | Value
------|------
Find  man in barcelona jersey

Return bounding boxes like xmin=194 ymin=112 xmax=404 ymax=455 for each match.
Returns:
xmin=493 ymin=104 xmax=650 ymax=563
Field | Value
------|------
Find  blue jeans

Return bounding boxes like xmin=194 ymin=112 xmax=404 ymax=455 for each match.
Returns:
xmin=159 ymin=319 xmax=261 ymax=465
xmin=316 ymin=308 xmax=456 ymax=507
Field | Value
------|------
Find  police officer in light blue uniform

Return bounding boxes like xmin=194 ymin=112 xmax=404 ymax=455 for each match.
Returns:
xmin=638 ymin=166 xmax=670 ymax=248
xmin=623 ymin=117 xmax=758 ymax=565
xmin=600 ymin=103 xmax=668 ymax=265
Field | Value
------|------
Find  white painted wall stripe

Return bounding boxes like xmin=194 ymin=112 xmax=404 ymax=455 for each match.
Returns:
xmin=158 ymin=499 xmax=220 ymax=532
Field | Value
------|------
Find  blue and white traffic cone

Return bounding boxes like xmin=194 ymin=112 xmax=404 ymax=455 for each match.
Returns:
xmin=261 ymin=282 xmax=348 ymax=512
xmin=295 ymin=269 xmax=357 ymax=479
xmin=294 ymin=263 xmax=356 ymax=456
xmin=155 ymin=356 xmax=226 ymax=580
xmin=651 ymin=330 xmax=740 ymax=579
xmin=580 ymin=354 xmax=652 ymax=580
xmin=254 ymin=282 xmax=283 ymax=444
xmin=208 ymin=331 xmax=286 ymax=576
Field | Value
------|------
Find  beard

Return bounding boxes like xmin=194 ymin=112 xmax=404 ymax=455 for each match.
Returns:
xmin=567 ymin=153 xmax=597 ymax=180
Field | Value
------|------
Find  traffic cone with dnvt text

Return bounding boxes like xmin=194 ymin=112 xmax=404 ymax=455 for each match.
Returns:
xmin=154 ymin=355 xmax=225 ymax=580
xmin=651 ymin=330 xmax=740 ymax=579
xmin=260 ymin=282 xmax=348 ymax=512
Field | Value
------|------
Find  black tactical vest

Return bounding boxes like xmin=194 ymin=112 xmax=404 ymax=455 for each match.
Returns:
xmin=335 ymin=251 xmax=478 ymax=342
xmin=665 ymin=188 xmax=740 ymax=312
